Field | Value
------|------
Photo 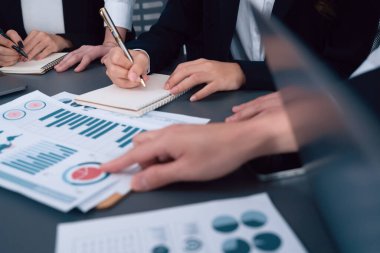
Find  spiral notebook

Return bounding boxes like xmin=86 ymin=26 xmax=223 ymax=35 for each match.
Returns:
xmin=0 ymin=52 xmax=67 ymax=74
xmin=75 ymin=74 xmax=186 ymax=116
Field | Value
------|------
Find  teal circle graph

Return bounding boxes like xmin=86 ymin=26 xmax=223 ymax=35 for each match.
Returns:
xmin=152 ymin=245 xmax=169 ymax=253
xmin=254 ymin=232 xmax=282 ymax=251
xmin=241 ymin=210 xmax=267 ymax=228
xmin=222 ymin=238 xmax=250 ymax=253
xmin=212 ymin=216 xmax=239 ymax=233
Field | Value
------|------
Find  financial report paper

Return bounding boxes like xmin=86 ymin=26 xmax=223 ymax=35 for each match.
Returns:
xmin=56 ymin=193 xmax=307 ymax=253
xmin=0 ymin=91 xmax=209 ymax=212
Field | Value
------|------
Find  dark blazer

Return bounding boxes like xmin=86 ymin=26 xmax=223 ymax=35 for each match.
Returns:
xmin=127 ymin=0 xmax=379 ymax=90
xmin=349 ymin=67 xmax=380 ymax=120
xmin=0 ymin=0 xmax=105 ymax=49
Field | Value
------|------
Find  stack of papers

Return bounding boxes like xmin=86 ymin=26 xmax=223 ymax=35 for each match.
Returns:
xmin=0 ymin=91 xmax=209 ymax=212
xmin=56 ymin=193 xmax=307 ymax=253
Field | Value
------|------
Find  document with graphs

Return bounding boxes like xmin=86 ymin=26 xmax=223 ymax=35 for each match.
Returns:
xmin=0 ymin=91 xmax=209 ymax=212
xmin=56 ymin=193 xmax=307 ymax=253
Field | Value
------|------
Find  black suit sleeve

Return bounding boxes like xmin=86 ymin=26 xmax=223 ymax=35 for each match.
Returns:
xmin=126 ymin=0 xmax=203 ymax=72
xmin=235 ymin=60 xmax=276 ymax=91
xmin=319 ymin=0 xmax=379 ymax=78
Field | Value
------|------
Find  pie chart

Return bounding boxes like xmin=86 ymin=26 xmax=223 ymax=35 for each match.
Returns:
xmin=241 ymin=210 xmax=267 ymax=228
xmin=63 ymin=162 xmax=109 ymax=186
xmin=254 ymin=232 xmax=282 ymax=251
xmin=222 ymin=238 xmax=250 ymax=253
xmin=212 ymin=215 xmax=239 ymax=233
xmin=152 ymin=245 xmax=169 ymax=253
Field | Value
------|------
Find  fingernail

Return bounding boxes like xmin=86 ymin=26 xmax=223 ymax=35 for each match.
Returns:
xmin=190 ymin=96 xmax=197 ymax=102
xmin=132 ymin=176 xmax=149 ymax=191
xmin=18 ymin=41 xmax=24 ymax=48
xmin=129 ymin=71 xmax=137 ymax=82
xmin=164 ymin=82 xmax=169 ymax=89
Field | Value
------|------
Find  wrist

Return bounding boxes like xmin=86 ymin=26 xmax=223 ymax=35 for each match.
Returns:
xmin=102 ymin=40 xmax=118 ymax=47
xmin=54 ymin=35 xmax=72 ymax=50
xmin=225 ymin=120 xmax=269 ymax=162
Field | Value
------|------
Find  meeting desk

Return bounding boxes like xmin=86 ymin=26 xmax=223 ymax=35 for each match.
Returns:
xmin=0 ymin=63 xmax=336 ymax=253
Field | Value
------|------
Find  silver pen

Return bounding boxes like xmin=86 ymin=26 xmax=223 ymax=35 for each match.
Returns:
xmin=100 ymin=7 xmax=146 ymax=87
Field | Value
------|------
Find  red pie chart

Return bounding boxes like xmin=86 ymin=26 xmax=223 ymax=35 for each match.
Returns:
xmin=63 ymin=162 xmax=109 ymax=186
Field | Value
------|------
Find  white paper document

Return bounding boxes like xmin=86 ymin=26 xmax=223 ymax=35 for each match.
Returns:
xmin=0 ymin=91 xmax=210 ymax=212
xmin=56 ymin=193 xmax=307 ymax=253
xmin=53 ymin=92 xmax=210 ymax=128
xmin=351 ymin=47 xmax=380 ymax=78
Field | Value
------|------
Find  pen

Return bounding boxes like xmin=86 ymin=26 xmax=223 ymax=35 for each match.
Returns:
xmin=99 ymin=8 xmax=146 ymax=87
xmin=0 ymin=28 xmax=28 ymax=59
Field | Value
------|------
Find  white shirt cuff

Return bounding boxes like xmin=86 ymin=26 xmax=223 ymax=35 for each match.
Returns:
xmin=134 ymin=49 xmax=151 ymax=74
xmin=104 ymin=0 xmax=135 ymax=30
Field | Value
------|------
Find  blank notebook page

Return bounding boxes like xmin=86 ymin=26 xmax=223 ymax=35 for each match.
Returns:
xmin=75 ymin=74 xmax=183 ymax=116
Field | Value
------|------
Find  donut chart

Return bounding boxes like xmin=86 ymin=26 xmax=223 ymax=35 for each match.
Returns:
xmin=63 ymin=162 xmax=109 ymax=186
xmin=24 ymin=100 xmax=46 ymax=111
xmin=3 ymin=109 xmax=26 ymax=120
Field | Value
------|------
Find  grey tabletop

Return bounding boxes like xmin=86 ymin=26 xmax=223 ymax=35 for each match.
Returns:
xmin=0 ymin=64 xmax=336 ymax=253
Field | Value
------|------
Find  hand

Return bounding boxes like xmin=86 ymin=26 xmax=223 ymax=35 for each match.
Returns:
xmin=102 ymin=47 xmax=149 ymax=88
xmin=0 ymin=29 xmax=23 ymax=66
xmin=165 ymin=59 xmax=246 ymax=102
xmin=101 ymin=123 xmax=256 ymax=191
xmin=55 ymin=44 xmax=115 ymax=72
xmin=55 ymin=28 xmax=128 ymax=72
xmin=23 ymin=31 xmax=72 ymax=60
xmin=101 ymin=109 xmax=297 ymax=192
xmin=225 ymin=92 xmax=283 ymax=122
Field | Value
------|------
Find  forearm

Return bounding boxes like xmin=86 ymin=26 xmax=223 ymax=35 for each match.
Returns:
xmin=230 ymin=112 xmax=297 ymax=163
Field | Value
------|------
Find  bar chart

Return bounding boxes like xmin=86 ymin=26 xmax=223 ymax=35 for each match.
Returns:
xmin=116 ymin=127 xmax=146 ymax=148
xmin=1 ymin=141 xmax=77 ymax=175
xmin=38 ymin=108 xmax=145 ymax=149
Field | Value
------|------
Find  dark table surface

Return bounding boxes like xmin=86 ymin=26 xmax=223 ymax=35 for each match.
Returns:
xmin=0 ymin=64 xmax=337 ymax=253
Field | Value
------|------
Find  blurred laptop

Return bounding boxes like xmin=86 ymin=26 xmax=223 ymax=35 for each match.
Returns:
xmin=251 ymin=4 xmax=380 ymax=253
xmin=0 ymin=72 xmax=27 ymax=97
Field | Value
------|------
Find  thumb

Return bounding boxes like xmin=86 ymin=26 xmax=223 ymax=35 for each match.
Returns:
xmin=131 ymin=162 xmax=180 ymax=192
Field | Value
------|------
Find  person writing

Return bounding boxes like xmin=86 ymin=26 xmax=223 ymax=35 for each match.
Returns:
xmin=55 ymin=0 xmax=136 ymax=73
xmin=103 ymin=0 xmax=378 ymax=101
xmin=0 ymin=0 xmax=106 ymax=66
xmin=0 ymin=0 xmax=135 ymax=69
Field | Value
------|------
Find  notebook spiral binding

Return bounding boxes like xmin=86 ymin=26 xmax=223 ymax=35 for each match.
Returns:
xmin=140 ymin=90 xmax=187 ymax=114
xmin=41 ymin=55 xmax=66 ymax=73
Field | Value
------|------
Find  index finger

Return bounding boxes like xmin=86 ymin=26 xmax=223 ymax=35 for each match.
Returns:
xmin=110 ymin=47 xmax=132 ymax=69
xmin=6 ymin=30 xmax=23 ymax=46
xmin=0 ymin=35 xmax=15 ymax=48
xmin=100 ymin=140 xmax=165 ymax=173
xmin=55 ymin=51 xmax=82 ymax=72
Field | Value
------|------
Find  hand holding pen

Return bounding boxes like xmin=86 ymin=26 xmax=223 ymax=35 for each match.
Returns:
xmin=100 ymin=8 xmax=147 ymax=87
xmin=0 ymin=28 xmax=28 ymax=66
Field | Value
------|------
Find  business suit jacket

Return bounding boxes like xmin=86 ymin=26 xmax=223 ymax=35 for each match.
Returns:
xmin=128 ymin=0 xmax=379 ymax=90
xmin=349 ymin=67 xmax=380 ymax=120
xmin=0 ymin=0 xmax=105 ymax=49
